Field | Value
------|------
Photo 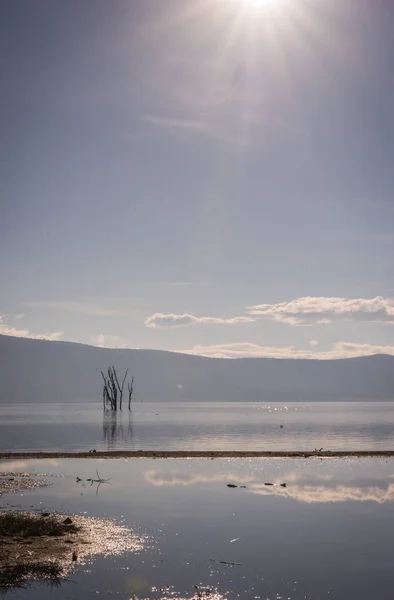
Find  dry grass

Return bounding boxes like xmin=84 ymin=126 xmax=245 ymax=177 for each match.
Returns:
xmin=0 ymin=512 xmax=79 ymax=593
xmin=0 ymin=512 xmax=79 ymax=538
xmin=0 ymin=511 xmax=144 ymax=594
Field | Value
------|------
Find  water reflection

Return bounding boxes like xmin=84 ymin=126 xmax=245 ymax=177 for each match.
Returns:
xmin=2 ymin=401 xmax=394 ymax=452
xmin=0 ymin=512 xmax=146 ymax=596
xmin=144 ymin=470 xmax=254 ymax=487
xmin=149 ymin=588 xmax=226 ymax=600
xmin=143 ymin=463 xmax=394 ymax=504
xmin=2 ymin=458 xmax=394 ymax=600
xmin=0 ymin=459 xmax=61 ymax=473
xmin=102 ymin=410 xmax=133 ymax=449
xmin=250 ymin=479 xmax=394 ymax=503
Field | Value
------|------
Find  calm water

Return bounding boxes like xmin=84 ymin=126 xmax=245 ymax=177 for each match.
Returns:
xmin=1 ymin=456 xmax=394 ymax=599
xmin=1 ymin=402 xmax=394 ymax=452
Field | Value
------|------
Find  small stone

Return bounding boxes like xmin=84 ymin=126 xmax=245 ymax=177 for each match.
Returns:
xmin=63 ymin=517 xmax=73 ymax=525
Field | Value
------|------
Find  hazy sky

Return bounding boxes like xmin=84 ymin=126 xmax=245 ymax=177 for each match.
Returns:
xmin=1 ymin=0 xmax=394 ymax=358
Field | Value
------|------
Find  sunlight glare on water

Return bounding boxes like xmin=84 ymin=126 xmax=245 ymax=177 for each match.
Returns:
xmin=1 ymin=402 xmax=394 ymax=452
xmin=1 ymin=457 xmax=394 ymax=599
xmin=148 ymin=587 xmax=227 ymax=600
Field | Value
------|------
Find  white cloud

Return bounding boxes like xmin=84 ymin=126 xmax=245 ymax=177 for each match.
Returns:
xmin=0 ymin=315 xmax=62 ymax=341
xmin=183 ymin=341 xmax=394 ymax=359
xmin=90 ymin=334 xmax=128 ymax=349
xmin=309 ymin=339 xmax=319 ymax=346
xmin=26 ymin=300 xmax=118 ymax=317
xmin=145 ymin=312 xmax=254 ymax=329
xmin=247 ymin=296 xmax=394 ymax=325
xmin=145 ymin=296 xmax=394 ymax=330
xmin=332 ymin=342 xmax=394 ymax=358
xmin=184 ymin=342 xmax=307 ymax=359
xmin=14 ymin=313 xmax=25 ymax=320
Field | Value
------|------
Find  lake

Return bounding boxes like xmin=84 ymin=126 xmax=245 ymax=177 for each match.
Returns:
xmin=1 ymin=401 xmax=394 ymax=452
xmin=1 ymin=456 xmax=394 ymax=599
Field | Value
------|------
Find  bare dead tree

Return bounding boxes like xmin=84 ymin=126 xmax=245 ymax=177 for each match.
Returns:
xmin=107 ymin=368 xmax=118 ymax=410
xmin=100 ymin=367 xmax=133 ymax=411
xmin=102 ymin=384 xmax=106 ymax=409
xmin=112 ymin=366 xmax=128 ymax=410
xmin=100 ymin=371 xmax=112 ymax=409
xmin=128 ymin=376 xmax=134 ymax=410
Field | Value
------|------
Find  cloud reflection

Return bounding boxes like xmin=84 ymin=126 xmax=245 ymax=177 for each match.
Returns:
xmin=144 ymin=468 xmax=394 ymax=504
xmin=250 ymin=474 xmax=394 ymax=504
xmin=0 ymin=459 xmax=60 ymax=473
xmin=144 ymin=469 xmax=253 ymax=487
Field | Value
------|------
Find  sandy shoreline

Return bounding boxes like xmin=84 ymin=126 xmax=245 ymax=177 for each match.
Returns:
xmin=1 ymin=450 xmax=394 ymax=459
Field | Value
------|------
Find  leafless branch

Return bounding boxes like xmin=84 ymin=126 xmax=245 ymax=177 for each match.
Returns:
xmin=100 ymin=367 xmax=133 ymax=411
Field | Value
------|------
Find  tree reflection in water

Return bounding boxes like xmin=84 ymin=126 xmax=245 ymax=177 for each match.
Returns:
xmin=102 ymin=409 xmax=133 ymax=449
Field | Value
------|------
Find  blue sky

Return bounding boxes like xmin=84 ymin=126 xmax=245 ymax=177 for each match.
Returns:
xmin=1 ymin=0 xmax=394 ymax=358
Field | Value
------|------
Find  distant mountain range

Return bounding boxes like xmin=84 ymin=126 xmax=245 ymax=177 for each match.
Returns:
xmin=0 ymin=334 xmax=393 ymax=403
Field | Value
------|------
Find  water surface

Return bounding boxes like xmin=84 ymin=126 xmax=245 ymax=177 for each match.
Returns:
xmin=1 ymin=456 xmax=394 ymax=599
xmin=1 ymin=401 xmax=394 ymax=452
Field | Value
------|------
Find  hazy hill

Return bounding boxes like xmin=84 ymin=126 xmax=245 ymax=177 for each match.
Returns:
xmin=0 ymin=334 xmax=393 ymax=403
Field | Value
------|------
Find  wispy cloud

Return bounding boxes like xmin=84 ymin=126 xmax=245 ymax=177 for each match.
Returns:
xmin=141 ymin=112 xmax=249 ymax=146
xmin=26 ymin=300 xmax=118 ymax=317
xmin=332 ymin=341 xmax=394 ymax=357
xmin=247 ymin=296 xmax=394 ymax=325
xmin=14 ymin=313 xmax=25 ymax=320
xmin=183 ymin=341 xmax=394 ymax=359
xmin=90 ymin=334 xmax=128 ymax=349
xmin=145 ymin=312 xmax=254 ymax=329
xmin=184 ymin=342 xmax=312 ymax=359
xmin=0 ymin=315 xmax=62 ymax=341
xmin=145 ymin=296 xmax=394 ymax=330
